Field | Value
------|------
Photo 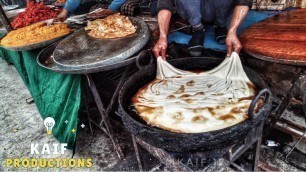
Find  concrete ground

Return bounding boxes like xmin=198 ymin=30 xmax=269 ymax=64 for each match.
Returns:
xmin=0 ymin=57 xmax=157 ymax=171
xmin=0 ymin=58 xmax=119 ymax=171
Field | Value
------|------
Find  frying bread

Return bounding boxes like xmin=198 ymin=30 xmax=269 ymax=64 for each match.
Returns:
xmin=132 ymin=53 xmax=257 ymax=133
xmin=85 ymin=13 xmax=136 ymax=39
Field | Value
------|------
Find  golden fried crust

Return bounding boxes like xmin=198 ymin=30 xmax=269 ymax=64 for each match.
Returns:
xmin=131 ymin=55 xmax=257 ymax=134
xmin=0 ymin=22 xmax=72 ymax=47
xmin=85 ymin=13 xmax=136 ymax=39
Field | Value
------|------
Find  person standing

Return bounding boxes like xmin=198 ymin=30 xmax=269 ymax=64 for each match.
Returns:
xmin=153 ymin=0 xmax=253 ymax=58
xmin=57 ymin=0 xmax=127 ymax=21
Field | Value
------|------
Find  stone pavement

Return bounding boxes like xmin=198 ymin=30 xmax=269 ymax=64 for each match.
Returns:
xmin=0 ymin=58 xmax=119 ymax=171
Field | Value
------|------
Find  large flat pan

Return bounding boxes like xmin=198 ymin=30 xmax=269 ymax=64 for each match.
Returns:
xmin=52 ymin=17 xmax=150 ymax=68
xmin=37 ymin=42 xmax=64 ymax=73
xmin=0 ymin=32 xmax=71 ymax=51
xmin=37 ymin=41 xmax=148 ymax=74
xmin=245 ymin=50 xmax=306 ymax=66
xmin=240 ymin=9 xmax=306 ymax=67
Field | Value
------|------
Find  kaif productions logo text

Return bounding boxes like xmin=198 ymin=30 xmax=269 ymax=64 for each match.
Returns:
xmin=5 ymin=143 xmax=93 ymax=168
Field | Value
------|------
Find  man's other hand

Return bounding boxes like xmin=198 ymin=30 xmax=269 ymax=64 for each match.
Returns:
xmin=56 ymin=9 xmax=69 ymax=22
xmin=153 ymin=37 xmax=167 ymax=60
xmin=226 ymin=5 xmax=249 ymax=57
xmin=226 ymin=31 xmax=242 ymax=57
xmin=88 ymin=9 xmax=113 ymax=18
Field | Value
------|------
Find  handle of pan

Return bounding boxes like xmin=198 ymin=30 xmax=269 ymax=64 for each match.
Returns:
xmin=248 ymin=88 xmax=272 ymax=119
xmin=136 ymin=49 xmax=154 ymax=70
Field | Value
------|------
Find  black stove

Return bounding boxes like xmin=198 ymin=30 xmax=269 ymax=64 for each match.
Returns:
xmin=131 ymin=122 xmax=264 ymax=171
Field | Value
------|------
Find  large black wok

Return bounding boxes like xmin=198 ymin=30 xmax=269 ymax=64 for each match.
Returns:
xmin=118 ymin=57 xmax=272 ymax=152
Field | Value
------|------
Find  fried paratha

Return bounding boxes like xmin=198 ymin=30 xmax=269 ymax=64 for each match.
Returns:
xmin=85 ymin=13 xmax=136 ymax=39
xmin=132 ymin=53 xmax=257 ymax=133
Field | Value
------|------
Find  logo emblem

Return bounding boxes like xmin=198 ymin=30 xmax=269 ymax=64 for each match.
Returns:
xmin=44 ymin=117 xmax=55 ymax=135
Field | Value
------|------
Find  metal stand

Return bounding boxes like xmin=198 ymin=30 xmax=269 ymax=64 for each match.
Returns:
xmin=265 ymin=70 xmax=306 ymax=157
xmin=0 ymin=4 xmax=12 ymax=31
xmin=132 ymin=123 xmax=264 ymax=171
xmin=84 ymin=73 xmax=124 ymax=159
xmin=83 ymin=50 xmax=153 ymax=159
xmin=266 ymin=71 xmax=306 ymax=134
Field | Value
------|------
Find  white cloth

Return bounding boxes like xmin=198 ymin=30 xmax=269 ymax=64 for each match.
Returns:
xmin=132 ymin=52 xmax=256 ymax=133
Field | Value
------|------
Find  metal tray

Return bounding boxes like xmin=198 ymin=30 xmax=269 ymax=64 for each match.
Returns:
xmin=37 ymin=41 xmax=64 ymax=72
xmin=37 ymin=41 xmax=152 ymax=74
xmin=0 ymin=32 xmax=71 ymax=51
xmin=245 ymin=50 xmax=306 ymax=67
xmin=3 ymin=5 xmax=19 ymax=11
xmin=5 ymin=8 xmax=25 ymax=18
xmin=52 ymin=17 xmax=150 ymax=68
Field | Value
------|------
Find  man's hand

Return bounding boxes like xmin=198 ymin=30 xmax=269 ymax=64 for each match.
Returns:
xmin=153 ymin=37 xmax=167 ymax=60
xmin=226 ymin=31 xmax=242 ymax=57
xmin=152 ymin=10 xmax=172 ymax=60
xmin=87 ymin=9 xmax=113 ymax=18
xmin=56 ymin=9 xmax=69 ymax=22
xmin=226 ymin=5 xmax=249 ymax=57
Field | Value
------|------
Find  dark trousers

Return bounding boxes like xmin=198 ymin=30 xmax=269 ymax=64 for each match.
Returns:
xmin=175 ymin=0 xmax=235 ymax=27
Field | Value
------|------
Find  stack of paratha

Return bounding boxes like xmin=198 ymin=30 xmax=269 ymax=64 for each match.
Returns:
xmin=85 ymin=13 xmax=136 ymax=39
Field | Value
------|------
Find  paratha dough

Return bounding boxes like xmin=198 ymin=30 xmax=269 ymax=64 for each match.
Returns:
xmin=132 ymin=52 xmax=256 ymax=133
xmin=85 ymin=13 xmax=136 ymax=39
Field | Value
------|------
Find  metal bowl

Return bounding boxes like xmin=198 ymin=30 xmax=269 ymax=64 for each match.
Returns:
xmin=52 ymin=17 xmax=150 ymax=68
xmin=118 ymin=57 xmax=272 ymax=152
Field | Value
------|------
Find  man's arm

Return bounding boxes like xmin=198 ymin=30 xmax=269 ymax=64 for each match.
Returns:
xmin=89 ymin=0 xmax=127 ymax=17
xmin=152 ymin=10 xmax=172 ymax=59
xmin=152 ymin=0 xmax=174 ymax=59
xmin=226 ymin=5 xmax=249 ymax=56
xmin=108 ymin=0 xmax=127 ymax=12
xmin=64 ymin=0 xmax=81 ymax=14
xmin=57 ymin=0 xmax=81 ymax=21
